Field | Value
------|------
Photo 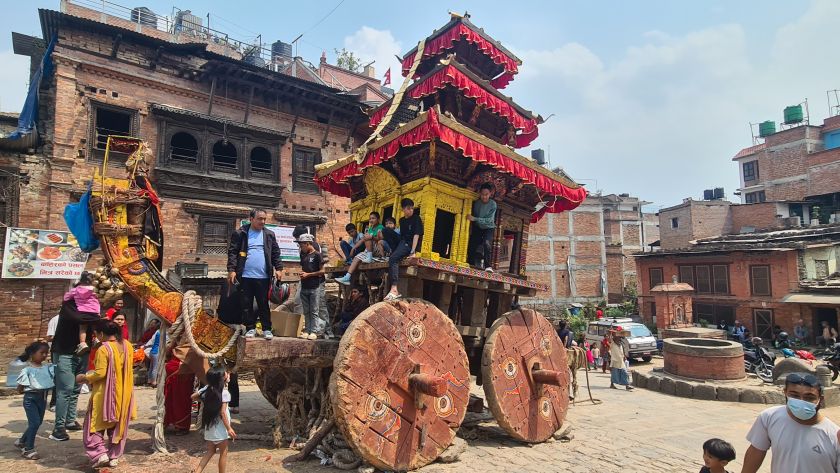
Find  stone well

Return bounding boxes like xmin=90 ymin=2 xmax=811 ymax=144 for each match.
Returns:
xmin=663 ymin=338 xmax=745 ymax=381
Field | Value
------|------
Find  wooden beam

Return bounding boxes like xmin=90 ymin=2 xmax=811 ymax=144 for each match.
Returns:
xmin=149 ymin=45 xmax=164 ymax=70
xmin=321 ymin=109 xmax=335 ymax=148
xmin=244 ymin=84 xmax=255 ymax=124
xmin=289 ymin=100 xmax=301 ymax=140
xmin=111 ymin=33 xmax=123 ymax=58
xmin=207 ymin=76 xmax=217 ymax=116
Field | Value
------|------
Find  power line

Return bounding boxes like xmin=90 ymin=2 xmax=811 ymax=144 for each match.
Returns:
xmin=298 ymin=0 xmax=347 ymax=39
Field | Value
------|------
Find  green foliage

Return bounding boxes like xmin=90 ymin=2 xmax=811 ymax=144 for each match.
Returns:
xmin=699 ymin=319 xmax=711 ymax=327
xmin=645 ymin=321 xmax=658 ymax=335
xmin=605 ymin=307 xmax=625 ymax=319
xmin=334 ymin=48 xmax=362 ymax=72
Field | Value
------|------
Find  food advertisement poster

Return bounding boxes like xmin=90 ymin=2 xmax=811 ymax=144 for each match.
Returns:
xmin=2 ymin=227 xmax=88 ymax=279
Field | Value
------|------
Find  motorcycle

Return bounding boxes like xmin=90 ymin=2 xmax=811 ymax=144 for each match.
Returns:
xmin=744 ymin=337 xmax=775 ymax=383
xmin=821 ymin=345 xmax=840 ymax=381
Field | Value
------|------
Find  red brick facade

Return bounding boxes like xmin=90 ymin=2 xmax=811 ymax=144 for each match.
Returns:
xmin=636 ymin=250 xmax=805 ymax=339
xmin=0 ymin=5 xmax=365 ymax=369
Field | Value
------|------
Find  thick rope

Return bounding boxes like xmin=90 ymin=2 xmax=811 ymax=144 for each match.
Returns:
xmin=567 ymin=346 xmax=602 ymax=406
xmin=178 ymin=290 xmax=243 ymax=359
xmin=152 ymin=327 xmax=169 ymax=453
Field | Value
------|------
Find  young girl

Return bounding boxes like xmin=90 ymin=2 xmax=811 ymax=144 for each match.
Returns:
xmin=15 ymin=341 xmax=54 ymax=460
xmin=193 ymin=366 xmax=236 ymax=473
xmin=591 ymin=344 xmax=601 ymax=370
xmin=63 ymin=272 xmax=101 ymax=355
xmin=585 ymin=342 xmax=595 ymax=369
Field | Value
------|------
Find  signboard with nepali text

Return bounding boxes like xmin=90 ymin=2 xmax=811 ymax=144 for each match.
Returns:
xmin=2 ymin=227 xmax=88 ymax=279
xmin=267 ymin=224 xmax=300 ymax=262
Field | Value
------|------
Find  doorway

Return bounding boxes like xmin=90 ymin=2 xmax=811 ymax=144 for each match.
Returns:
xmin=814 ymin=307 xmax=839 ymax=332
xmin=753 ymin=309 xmax=774 ymax=340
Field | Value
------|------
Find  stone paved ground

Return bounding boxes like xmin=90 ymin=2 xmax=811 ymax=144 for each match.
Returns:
xmin=0 ymin=362 xmax=806 ymax=472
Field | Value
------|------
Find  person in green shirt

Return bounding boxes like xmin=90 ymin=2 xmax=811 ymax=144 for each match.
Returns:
xmin=337 ymin=212 xmax=384 ymax=285
xmin=468 ymin=182 xmax=497 ymax=271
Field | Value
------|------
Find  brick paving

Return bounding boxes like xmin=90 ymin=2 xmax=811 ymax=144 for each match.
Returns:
xmin=0 ymin=365 xmax=811 ymax=472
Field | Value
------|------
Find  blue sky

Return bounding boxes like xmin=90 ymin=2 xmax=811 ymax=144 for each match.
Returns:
xmin=0 ymin=1 xmax=835 ymax=209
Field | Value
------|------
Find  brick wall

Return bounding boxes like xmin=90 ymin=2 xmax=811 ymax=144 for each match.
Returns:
xmin=659 ymin=201 xmax=732 ymax=250
xmin=636 ymin=250 xmax=803 ymax=336
xmin=0 ymin=12 xmax=360 ymax=370
xmin=729 ymin=203 xmax=782 ymax=233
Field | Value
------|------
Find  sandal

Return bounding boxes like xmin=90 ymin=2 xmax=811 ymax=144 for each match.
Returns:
xmin=384 ymin=292 xmax=402 ymax=302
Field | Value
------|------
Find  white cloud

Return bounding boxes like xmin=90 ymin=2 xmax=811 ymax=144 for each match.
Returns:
xmin=343 ymin=26 xmax=403 ymax=85
xmin=503 ymin=3 xmax=840 ymax=208
xmin=0 ymin=50 xmax=30 ymax=113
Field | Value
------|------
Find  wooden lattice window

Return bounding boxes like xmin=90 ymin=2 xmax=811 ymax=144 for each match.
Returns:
xmin=649 ymin=267 xmax=663 ymax=288
xmin=292 ymin=146 xmax=321 ymax=193
xmin=199 ymin=217 xmax=233 ymax=254
xmin=249 ymin=146 xmax=273 ymax=178
xmin=750 ymin=265 xmax=771 ymax=296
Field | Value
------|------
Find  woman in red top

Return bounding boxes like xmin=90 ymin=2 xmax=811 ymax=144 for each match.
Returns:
xmin=110 ymin=312 xmax=130 ymax=342
xmin=600 ymin=337 xmax=611 ymax=374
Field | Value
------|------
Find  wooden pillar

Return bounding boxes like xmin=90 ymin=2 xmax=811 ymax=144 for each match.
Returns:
xmin=460 ymin=287 xmax=487 ymax=328
xmin=207 ymin=76 xmax=217 ymax=116
xmin=487 ymin=292 xmax=514 ymax=328
xmin=244 ymin=84 xmax=255 ymax=124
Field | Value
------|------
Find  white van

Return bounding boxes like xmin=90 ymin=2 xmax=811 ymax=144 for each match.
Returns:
xmin=584 ymin=318 xmax=657 ymax=362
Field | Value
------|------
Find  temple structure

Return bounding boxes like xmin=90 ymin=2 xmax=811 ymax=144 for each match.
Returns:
xmin=315 ymin=14 xmax=587 ymax=284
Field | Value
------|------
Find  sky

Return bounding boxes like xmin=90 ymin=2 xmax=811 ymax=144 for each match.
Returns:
xmin=1 ymin=0 xmax=838 ymax=210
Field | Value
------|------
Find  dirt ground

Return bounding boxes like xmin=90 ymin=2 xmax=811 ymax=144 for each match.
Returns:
xmin=0 ymin=358 xmax=792 ymax=472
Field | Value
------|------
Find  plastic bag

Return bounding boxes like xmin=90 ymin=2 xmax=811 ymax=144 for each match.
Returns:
xmin=63 ymin=183 xmax=99 ymax=253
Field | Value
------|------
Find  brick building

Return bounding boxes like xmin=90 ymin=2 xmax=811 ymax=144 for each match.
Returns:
xmin=733 ymin=114 xmax=840 ymax=222
xmin=657 ymin=199 xmax=733 ymax=251
xmin=0 ymin=1 xmax=369 ymax=364
xmin=523 ymin=193 xmax=658 ymax=312
xmin=636 ymin=225 xmax=840 ymax=341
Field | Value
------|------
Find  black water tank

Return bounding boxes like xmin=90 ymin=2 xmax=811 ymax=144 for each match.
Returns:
xmin=713 ymin=187 xmax=724 ymax=199
xmin=272 ymin=41 xmax=293 ymax=58
xmin=703 ymin=189 xmax=714 ymax=200
xmin=131 ymin=7 xmax=157 ymax=27
xmin=531 ymin=149 xmax=545 ymax=165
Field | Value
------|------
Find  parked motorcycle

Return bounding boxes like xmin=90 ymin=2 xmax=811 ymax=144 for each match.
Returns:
xmin=744 ymin=337 xmax=775 ymax=383
xmin=821 ymin=345 xmax=840 ymax=381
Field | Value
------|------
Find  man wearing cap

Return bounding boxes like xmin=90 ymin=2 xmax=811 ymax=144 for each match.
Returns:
xmin=296 ymin=233 xmax=326 ymax=340
xmin=227 ymin=209 xmax=283 ymax=340
xmin=742 ymin=372 xmax=840 ymax=472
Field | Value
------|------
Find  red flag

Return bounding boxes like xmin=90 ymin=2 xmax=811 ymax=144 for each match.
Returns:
xmin=383 ymin=68 xmax=391 ymax=86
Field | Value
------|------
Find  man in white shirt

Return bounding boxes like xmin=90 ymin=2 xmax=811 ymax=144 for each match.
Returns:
xmin=742 ymin=372 xmax=840 ymax=472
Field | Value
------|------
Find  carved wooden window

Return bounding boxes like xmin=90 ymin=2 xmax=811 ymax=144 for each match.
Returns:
xmin=212 ymin=140 xmax=238 ymax=173
xmin=199 ymin=217 xmax=233 ymax=255
xmin=292 ymin=146 xmax=321 ymax=193
xmin=249 ymin=146 xmax=273 ymax=178
xmin=169 ymin=132 xmax=199 ymax=166
xmin=89 ymin=102 xmax=138 ymax=162
xmin=750 ymin=265 xmax=771 ymax=296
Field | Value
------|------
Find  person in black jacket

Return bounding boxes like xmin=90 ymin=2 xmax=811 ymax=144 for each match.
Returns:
xmin=227 ymin=209 xmax=283 ymax=339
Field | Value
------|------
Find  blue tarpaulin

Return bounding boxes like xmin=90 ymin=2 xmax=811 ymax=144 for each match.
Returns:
xmin=7 ymin=37 xmax=55 ymax=141
xmin=63 ymin=182 xmax=100 ymax=253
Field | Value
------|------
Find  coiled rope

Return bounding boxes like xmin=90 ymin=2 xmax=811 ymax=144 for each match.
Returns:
xmin=169 ymin=290 xmax=243 ymax=359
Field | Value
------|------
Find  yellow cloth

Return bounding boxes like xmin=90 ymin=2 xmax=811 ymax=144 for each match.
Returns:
xmin=86 ymin=340 xmax=136 ymax=441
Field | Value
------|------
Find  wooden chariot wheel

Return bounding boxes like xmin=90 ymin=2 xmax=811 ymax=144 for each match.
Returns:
xmin=330 ymin=299 xmax=470 ymax=471
xmin=481 ymin=308 xmax=570 ymax=443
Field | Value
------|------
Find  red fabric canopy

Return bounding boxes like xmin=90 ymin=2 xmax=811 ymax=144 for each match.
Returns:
xmin=402 ymin=23 xmax=519 ymax=87
xmin=317 ymin=109 xmax=586 ymax=220
xmin=369 ymin=65 xmax=539 ymax=147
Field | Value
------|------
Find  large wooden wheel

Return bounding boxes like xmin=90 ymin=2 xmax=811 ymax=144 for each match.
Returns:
xmin=330 ymin=299 xmax=470 ymax=471
xmin=481 ymin=308 xmax=570 ymax=443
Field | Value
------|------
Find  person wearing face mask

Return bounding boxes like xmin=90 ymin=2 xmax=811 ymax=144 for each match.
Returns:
xmin=741 ymin=372 xmax=840 ymax=473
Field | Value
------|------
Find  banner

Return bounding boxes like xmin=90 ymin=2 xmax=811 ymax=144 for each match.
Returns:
xmin=267 ymin=224 xmax=300 ymax=262
xmin=2 ymin=227 xmax=88 ymax=279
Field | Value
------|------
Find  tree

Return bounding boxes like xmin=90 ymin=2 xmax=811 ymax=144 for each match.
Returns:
xmin=334 ymin=48 xmax=362 ymax=73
